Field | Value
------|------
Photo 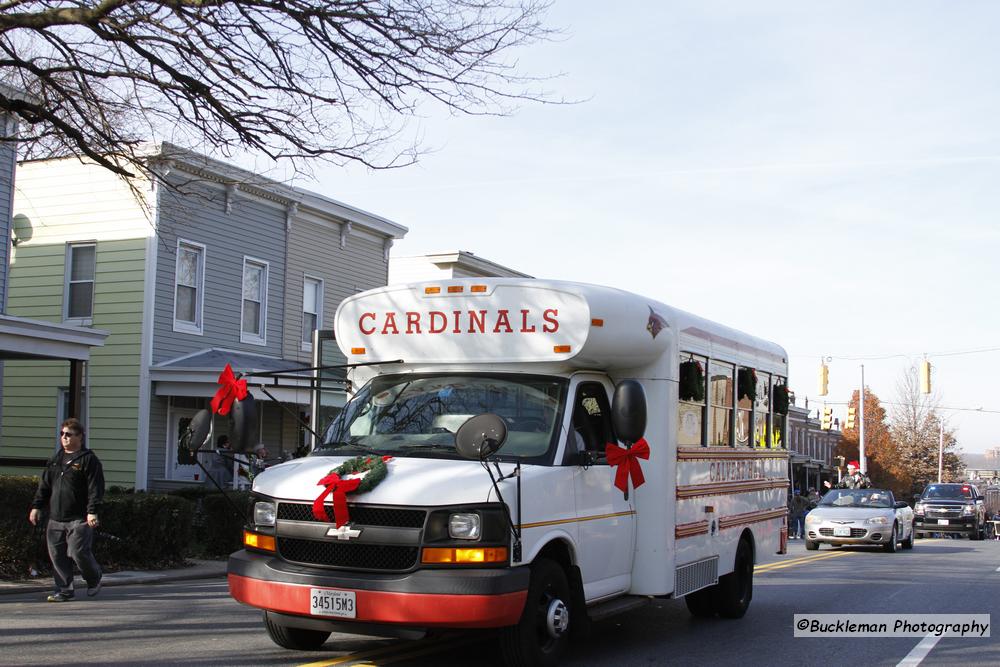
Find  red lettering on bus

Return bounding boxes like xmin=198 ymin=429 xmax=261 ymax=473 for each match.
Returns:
xmin=493 ymin=309 xmax=513 ymax=333
xmin=406 ymin=311 xmax=421 ymax=334
xmin=359 ymin=312 xmax=376 ymax=335
xmin=452 ymin=311 xmax=462 ymax=334
xmin=429 ymin=311 xmax=447 ymax=334
xmin=468 ymin=310 xmax=486 ymax=333
xmin=542 ymin=308 xmax=559 ymax=333
xmin=520 ymin=309 xmax=536 ymax=333
xmin=381 ymin=312 xmax=399 ymax=335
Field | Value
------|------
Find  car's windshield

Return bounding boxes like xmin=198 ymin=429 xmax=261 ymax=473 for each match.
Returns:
xmin=818 ymin=489 xmax=895 ymax=509
xmin=921 ymin=484 xmax=973 ymax=500
xmin=316 ymin=373 xmax=567 ymax=462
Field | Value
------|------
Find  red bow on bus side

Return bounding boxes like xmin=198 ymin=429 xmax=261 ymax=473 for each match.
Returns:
xmin=313 ymin=473 xmax=362 ymax=527
xmin=210 ymin=363 xmax=248 ymax=416
xmin=605 ymin=438 xmax=650 ymax=495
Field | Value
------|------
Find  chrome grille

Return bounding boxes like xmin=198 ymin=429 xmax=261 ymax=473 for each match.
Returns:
xmin=277 ymin=502 xmax=426 ymax=528
xmin=278 ymin=537 xmax=419 ymax=571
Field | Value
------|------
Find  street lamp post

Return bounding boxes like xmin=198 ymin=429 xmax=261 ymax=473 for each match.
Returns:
xmin=859 ymin=364 xmax=866 ymax=474
xmin=938 ymin=419 xmax=944 ymax=483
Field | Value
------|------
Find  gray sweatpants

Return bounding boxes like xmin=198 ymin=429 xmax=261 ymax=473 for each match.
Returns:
xmin=46 ymin=518 xmax=102 ymax=594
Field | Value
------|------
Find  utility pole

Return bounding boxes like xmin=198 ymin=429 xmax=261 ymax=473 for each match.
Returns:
xmin=859 ymin=364 xmax=866 ymax=475
xmin=938 ymin=419 xmax=944 ymax=483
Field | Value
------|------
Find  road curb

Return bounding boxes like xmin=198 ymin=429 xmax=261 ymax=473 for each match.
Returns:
xmin=0 ymin=561 xmax=227 ymax=596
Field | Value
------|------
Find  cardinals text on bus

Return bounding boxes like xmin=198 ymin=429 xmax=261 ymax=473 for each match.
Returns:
xmin=358 ymin=308 xmax=560 ymax=336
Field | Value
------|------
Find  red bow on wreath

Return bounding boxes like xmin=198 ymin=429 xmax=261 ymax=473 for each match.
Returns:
xmin=210 ymin=363 xmax=248 ymax=416
xmin=605 ymin=438 xmax=650 ymax=495
xmin=313 ymin=473 xmax=362 ymax=527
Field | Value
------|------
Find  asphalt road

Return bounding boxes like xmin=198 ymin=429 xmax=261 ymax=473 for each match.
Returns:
xmin=2 ymin=538 xmax=998 ymax=667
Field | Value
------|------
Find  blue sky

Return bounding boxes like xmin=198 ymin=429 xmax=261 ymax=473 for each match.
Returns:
xmin=300 ymin=2 xmax=999 ymax=454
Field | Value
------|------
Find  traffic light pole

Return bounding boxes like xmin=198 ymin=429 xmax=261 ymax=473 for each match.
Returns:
xmin=859 ymin=364 xmax=866 ymax=475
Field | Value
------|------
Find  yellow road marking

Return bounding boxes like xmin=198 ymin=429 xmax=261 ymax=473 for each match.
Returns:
xmin=367 ymin=635 xmax=482 ymax=665
xmin=756 ymin=550 xmax=853 ymax=572
xmin=296 ymin=640 xmax=426 ymax=667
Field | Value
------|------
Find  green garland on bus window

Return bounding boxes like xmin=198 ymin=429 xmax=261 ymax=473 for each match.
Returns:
xmin=679 ymin=359 xmax=705 ymax=402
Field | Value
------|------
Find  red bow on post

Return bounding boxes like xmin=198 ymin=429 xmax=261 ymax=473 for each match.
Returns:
xmin=312 ymin=473 xmax=362 ymax=527
xmin=210 ymin=363 xmax=248 ymax=416
xmin=605 ymin=438 xmax=650 ymax=497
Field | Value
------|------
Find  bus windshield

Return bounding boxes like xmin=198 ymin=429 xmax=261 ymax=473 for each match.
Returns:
xmin=317 ymin=373 xmax=568 ymax=463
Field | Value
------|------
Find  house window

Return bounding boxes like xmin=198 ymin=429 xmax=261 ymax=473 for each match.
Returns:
xmin=301 ymin=276 xmax=323 ymax=349
xmin=174 ymin=240 xmax=205 ymax=334
xmin=65 ymin=243 xmax=95 ymax=321
xmin=241 ymin=258 xmax=268 ymax=344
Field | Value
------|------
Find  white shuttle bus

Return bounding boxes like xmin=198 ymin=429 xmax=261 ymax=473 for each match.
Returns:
xmin=228 ymin=279 xmax=790 ymax=666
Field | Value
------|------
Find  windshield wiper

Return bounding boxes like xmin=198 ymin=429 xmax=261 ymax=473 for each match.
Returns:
xmin=396 ymin=443 xmax=458 ymax=457
xmin=313 ymin=441 xmax=381 ymax=455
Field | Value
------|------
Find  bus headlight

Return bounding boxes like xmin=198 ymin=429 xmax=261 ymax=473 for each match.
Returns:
xmin=449 ymin=513 xmax=482 ymax=540
xmin=254 ymin=501 xmax=276 ymax=527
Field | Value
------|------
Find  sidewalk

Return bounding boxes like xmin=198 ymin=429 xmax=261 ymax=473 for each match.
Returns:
xmin=0 ymin=559 xmax=227 ymax=596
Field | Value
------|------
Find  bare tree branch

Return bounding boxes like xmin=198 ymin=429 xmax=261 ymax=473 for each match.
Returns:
xmin=0 ymin=0 xmax=558 ymax=182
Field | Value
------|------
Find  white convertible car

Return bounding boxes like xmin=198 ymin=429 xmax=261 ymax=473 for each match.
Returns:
xmin=804 ymin=488 xmax=915 ymax=552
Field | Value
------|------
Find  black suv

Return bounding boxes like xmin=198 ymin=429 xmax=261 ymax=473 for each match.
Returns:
xmin=914 ymin=483 xmax=987 ymax=539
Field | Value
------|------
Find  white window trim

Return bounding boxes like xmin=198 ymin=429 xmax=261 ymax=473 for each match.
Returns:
xmin=300 ymin=275 xmax=324 ymax=352
xmin=173 ymin=239 xmax=206 ymax=335
xmin=240 ymin=256 xmax=268 ymax=346
xmin=63 ymin=242 xmax=96 ymax=325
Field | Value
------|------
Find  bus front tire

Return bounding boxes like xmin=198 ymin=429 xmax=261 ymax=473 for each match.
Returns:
xmin=684 ymin=586 xmax=717 ymax=618
xmin=500 ymin=558 xmax=572 ymax=667
xmin=263 ymin=611 xmax=331 ymax=650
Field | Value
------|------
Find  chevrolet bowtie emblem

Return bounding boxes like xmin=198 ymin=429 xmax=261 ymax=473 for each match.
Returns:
xmin=327 ymin=524 xmax=362 ymax=540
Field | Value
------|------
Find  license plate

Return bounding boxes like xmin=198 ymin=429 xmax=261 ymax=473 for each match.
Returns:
xmin=833 ymin=526 xmax=852 ymax=537
xmin=309 ymin=588 xmax=357 ymax=618
xmin=938 ymin=519 xmax=949 ymax=526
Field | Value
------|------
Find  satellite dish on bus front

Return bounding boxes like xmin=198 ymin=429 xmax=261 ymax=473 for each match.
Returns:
xmin=455 ymin=414 xmax=508 ymax=460
xmin=181 ymin=409 xmax=213 ymax=452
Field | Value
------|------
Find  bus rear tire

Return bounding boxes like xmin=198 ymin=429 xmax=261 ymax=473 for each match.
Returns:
xmin=714 ymin=538 xmax=753 ymax=619
xmin=499 ymin=558 xmax=571 ymax=667
xmin=263 ymin=611 xmax=331 ymax=650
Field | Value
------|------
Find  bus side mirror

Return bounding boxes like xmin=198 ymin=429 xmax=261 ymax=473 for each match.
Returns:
xmin=455 ymin=413 xmax=508 ymax=460
xmin=612 ymin=380 xmax=646 ymax=444
xmin=229 ymin=395 xmax=259 ymax=453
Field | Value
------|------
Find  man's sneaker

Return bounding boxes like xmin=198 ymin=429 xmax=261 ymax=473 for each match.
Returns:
xmin=46 ymin=591 xmax=74 ymax=602
xmin=86 ymin=576 xmax=102 ymax=597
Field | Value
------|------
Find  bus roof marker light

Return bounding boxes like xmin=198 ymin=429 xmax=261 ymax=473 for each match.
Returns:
xmin=351 ymin=347 xmax=366 ymax=355
xmin=591 ymin=318 xmax=604 ymax=327
xmin=447 ymin=286 xmax=464 ymax=293
xmin=471 ymin=285 xmax=487 ymax=293
xmin=554 ymin=345 xmax=571 ymax=354
xmin=424 ymin=286 xmax=441 ymax=295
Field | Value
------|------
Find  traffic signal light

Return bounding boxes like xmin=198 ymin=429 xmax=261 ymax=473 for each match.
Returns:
xmin=818 ymin=363 xmax=829 ymax=396
xmin=820 ymin=407 xmax=833 ymax=430
xmin=845 ymin=406 xmax=857 ymax=430
xmin=920 ymin=360 xmax=932 ymax=394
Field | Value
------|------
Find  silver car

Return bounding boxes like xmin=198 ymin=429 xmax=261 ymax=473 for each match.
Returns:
xmin=804 ymin=488 xmax=915 ymax=552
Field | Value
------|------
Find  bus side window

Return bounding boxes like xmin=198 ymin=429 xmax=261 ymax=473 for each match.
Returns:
xmin=571 ymin=382 xmax=614 ymax=454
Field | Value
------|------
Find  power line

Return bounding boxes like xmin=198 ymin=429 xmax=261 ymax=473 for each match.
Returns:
xmin=795 ymin=346 xmax=1000 ymax=362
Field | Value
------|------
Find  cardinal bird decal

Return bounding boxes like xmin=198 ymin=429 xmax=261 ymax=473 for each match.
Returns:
xmin=647 ymin=307 xmax=668 ymax=339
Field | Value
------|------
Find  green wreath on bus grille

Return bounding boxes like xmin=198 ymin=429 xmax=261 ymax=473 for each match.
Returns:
xmin=312 ymin=455 xmax=391 ymax=526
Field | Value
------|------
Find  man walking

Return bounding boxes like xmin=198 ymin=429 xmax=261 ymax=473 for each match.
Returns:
xmin=28 ymin=418 xmax=105 ymax=602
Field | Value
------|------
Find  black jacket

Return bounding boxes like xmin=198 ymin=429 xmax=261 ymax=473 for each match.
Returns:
xmin=31 ymin=448 xmax=105 ymax=521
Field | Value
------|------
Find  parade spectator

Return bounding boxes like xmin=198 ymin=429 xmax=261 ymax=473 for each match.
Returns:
xmin=791 ymin=489 xmax=810 ymax=538
xmin=28 ymin=418 xmax=105 ymax=602
xmin=210 ymin=434 xmax=234 ymax=488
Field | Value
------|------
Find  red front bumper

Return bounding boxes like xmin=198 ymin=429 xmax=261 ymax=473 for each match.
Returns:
xmin=229 ymin=573 xmax=527 ymax=629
